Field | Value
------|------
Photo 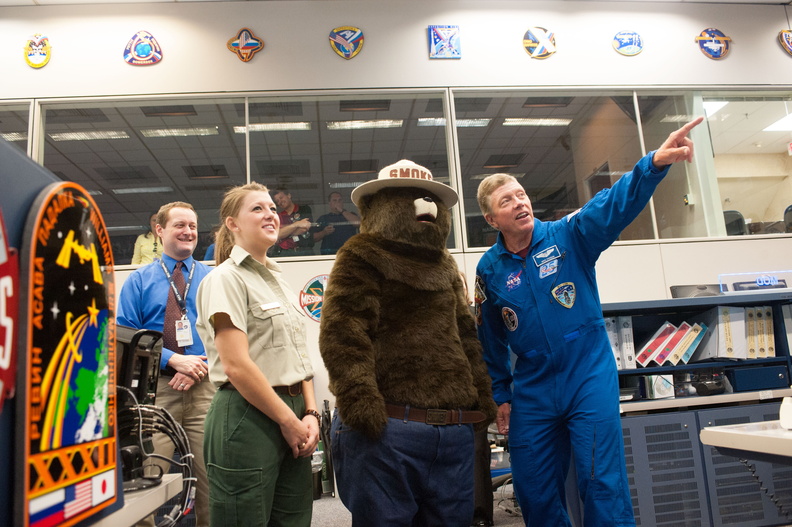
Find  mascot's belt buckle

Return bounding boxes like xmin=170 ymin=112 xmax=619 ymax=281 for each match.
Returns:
xmin=426 ymin=409 xmax=448 ymax=425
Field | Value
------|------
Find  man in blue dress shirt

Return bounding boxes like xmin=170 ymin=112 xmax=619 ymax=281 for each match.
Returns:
xmin=117 ymin=201 xmax=213 ymax=527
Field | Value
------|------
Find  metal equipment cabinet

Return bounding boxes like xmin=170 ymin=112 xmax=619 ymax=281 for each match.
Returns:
xmin=605 ymin=290 xmax=792 ymax=527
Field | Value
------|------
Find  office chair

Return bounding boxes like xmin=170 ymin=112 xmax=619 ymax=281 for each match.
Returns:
xmin=723 ymin=210 xmax=748 ymax=235
xmin=784 ymin=204 xmax=792 ymax=233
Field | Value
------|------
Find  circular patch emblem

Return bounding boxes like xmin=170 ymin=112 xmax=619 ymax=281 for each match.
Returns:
xmin=779 ymin=30 xmax=792 ymax=57
xmin=523 ymin=27 xmax=556 ymax=59
xmin=123 ymin=30 xmax=163 ymax=65
xmin=695 ymin=28 xmax=731 ymax=60
xmin=329 ymin=26 xmax=364 ymax=60
xmin=552 ymin=282 xmax=576 ymax=308
xmin=227 ymin=28 xmax=265 ymax=62
xmin=612 ymin=31 xmax=643 ymax=56
xmin=24 ymin=34 xmax=51 ymax=69
xmin=299 ymin=274 xmax=328 ymax=322
xmin=501 ymin=307 xmax=518 ymax=332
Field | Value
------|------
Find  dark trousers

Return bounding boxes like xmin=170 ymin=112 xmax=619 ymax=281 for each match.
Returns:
xmin=472 ymin=427 xmax=494 ymax=525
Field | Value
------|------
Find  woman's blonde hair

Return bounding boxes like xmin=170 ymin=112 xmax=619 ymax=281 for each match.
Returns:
xmin=215 ymin=182 xmax=270 ymax=265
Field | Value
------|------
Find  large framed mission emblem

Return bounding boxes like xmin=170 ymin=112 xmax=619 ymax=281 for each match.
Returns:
xmin=15 ymin=182 xmax=118 ymax=527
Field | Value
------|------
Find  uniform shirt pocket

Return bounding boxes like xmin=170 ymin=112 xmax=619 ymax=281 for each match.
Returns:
xmin=250 ymin=302 xmax=286 ymax=349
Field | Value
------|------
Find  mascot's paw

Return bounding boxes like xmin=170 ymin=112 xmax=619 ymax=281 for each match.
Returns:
xmin=339 ymin=396 xmax=388 ymax=440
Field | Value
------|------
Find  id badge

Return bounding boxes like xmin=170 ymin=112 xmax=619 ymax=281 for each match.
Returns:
xmin=175 ymin=317 xmax=193 ymax=346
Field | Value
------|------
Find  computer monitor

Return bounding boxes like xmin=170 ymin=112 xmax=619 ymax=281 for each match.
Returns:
xmin=116 ymin=325 xmax=162 ymax=406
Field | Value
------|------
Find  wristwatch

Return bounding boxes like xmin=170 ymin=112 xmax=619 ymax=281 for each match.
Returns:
xmin=304 ymin=409 xmax=321 ymax=426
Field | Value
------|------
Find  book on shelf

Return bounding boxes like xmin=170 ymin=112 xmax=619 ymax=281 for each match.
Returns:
xmin=604 ymin=317 xmax=622 ymax=369
xmin=635 ymin=321 xmax=676 ymax=367
xmin=745 ymin=307 xmax=758 ymax=359
xmin=676 ymin=323 xmax=707 ymax=365
xmin=617 ymin=315 xmax=637 ymax=369
xmin=756 ymin=307 xmax=767 ymax=358
xmin=763 ymin=305 xmax=775 ymax=357
xmin=690 ymin=306 xmax=746 ymax=361
xmin=783 ymin=305 xmax=792 ymax=360
xmin=653 ymin=322 xmax=692 ymax=366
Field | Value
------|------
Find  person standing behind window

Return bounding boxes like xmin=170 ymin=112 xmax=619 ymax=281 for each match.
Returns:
xmin=131 ymin=211 xmax=163 ymax=264
xmin=271 ymin=188 xmax=314 ymax=256
xmin=117 ymin=202 xmax=214 ymax=527
xmin=196 ymin=182 xmax=319 ymax=527
xmin=311 ymin=191 xmax=360 ymax=255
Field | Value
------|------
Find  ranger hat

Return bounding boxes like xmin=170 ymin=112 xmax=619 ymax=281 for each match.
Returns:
xmin=350 ymin=159 xmax=459 ymax=208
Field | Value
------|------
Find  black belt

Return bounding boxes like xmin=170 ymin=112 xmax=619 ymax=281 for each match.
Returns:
xmin=220 ymin=381 xmax=302 ymax=397
xmin=385 ymin=403 xmax=486 ymax=426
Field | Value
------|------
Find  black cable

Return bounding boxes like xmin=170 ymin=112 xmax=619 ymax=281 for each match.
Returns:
xmin=117 ymin=386 xmax=195 ymax=527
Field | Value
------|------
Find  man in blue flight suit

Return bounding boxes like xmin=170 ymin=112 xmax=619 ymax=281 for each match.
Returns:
xmin=474 ymin=117 xmax=703 ymax=526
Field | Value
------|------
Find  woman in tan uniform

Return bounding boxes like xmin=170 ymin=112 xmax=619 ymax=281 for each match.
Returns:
xmin=196 ymin=182 xmax=320 ymax=527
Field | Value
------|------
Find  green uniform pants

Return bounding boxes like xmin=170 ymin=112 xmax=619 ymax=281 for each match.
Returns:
xmin=204 ymin=388 xmax=312 ymax=527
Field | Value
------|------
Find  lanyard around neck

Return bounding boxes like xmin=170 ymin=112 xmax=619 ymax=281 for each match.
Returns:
xmin=159 ymin=260 xmax=196 ymax=314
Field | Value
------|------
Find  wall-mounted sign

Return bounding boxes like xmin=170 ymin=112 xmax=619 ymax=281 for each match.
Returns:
xmin=227 ymin=28 xmax=264 ymax=62
xmin=299 ymin=274 xmax=328 ymax=322
xmin=329 ymin=26 xmax=364 ymax=60
xmin=428 ymin=25 xmax=461 ymax=59
xmin=24 ymin=34 xmax=51 ymax=69
xmin=15 ymin=182 xmax=118 ymax=527
xmin=779 ymin=30 xmax=792 ymax=57
xmin=0 ymin=207 xmax=18 ymax=415
xmin=523 ymin=27 xmax=556 ymax=59
xmin=695 ymin=28 xmax=732 ymax=59
xmin=123 ymin=30 xmax=163 ymax=65
xmin=612 ymin=31 xmax=643 ymax=56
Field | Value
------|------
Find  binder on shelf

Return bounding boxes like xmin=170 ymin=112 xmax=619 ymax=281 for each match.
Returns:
xmin=782 ymin=305 xmax=792 ymax=359
xmin=617 ymin=315 xmax=637 ymax=370
xmin=745 ymin=307 xmax=757 ymax=359
xmin=605 ymin=317 xmax=622 ymax=370
xmin=764 ymin=305 xmax=775 ymax=357
xmin=676 ymin=323 xmax=707 ymax=365
xmin=756 ymin=307 xmax=767 ymax=358
xmin=690 ymin=306 xmax=746 ymax=361
xmin=653 ymin=322 xmax=692 ymax=366
xmin=635 ymin=322 xmax=676 ymax=367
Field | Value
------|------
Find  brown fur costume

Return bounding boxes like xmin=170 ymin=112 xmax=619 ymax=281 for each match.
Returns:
xmin=320 ymin=186 xmax=497 ymax=439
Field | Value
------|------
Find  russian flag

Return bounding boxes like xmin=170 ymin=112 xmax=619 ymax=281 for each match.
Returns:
xmin=29 ymin=489 xmax=65 ymax=527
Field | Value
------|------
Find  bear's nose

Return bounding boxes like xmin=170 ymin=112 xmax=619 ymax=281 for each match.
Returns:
xmin=422 ymin=197 xmax=434 ymax=203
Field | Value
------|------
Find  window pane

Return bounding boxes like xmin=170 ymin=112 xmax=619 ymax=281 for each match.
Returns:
xmin=246 ymin=92 xmax=453 ymax=256
xmin=0 ymin=103 xmax=31 ymax=155
xmin=41 ymin=99 xmax=246 ymax=264
xmin=455 ymin=91 xmax=645 ymax=248
xmin=703 ymin=92 xmax=792 ymax=236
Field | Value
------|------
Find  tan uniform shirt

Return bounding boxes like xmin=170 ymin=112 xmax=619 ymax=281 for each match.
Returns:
xmin=196 ymin=245 xmax=314 ymax=387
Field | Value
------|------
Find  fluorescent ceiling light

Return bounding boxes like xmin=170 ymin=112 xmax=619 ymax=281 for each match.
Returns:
xmin=107 ymin=225 xmax=147 ymax=232
xmin=140 ymin=127 xmax=219 ymax=138
xmin=87 ymin=190 xmax=103 ymax=196
xmin=330 ymin=181 xmax=368 ymax=189
xmin=326 ymin=119 xmax=403 ymax=130
xmin=703 ymin=101 xmax=728 ymax=117
xmin=763 ymin=114 xmax=792 ymax=132
xmin=48 ymin=131 xmax=130 ymax=141
xmin=417 ymin=118 xmax=491 ymax=127
xmin=112 ymin=186 xmax=173 ymax=195
xmin=659 ymin=114 xmax=694 ymax=123
xmin=234 ymin=122 xmax=312 ymax=133
xmin=503 ymin=118 xmax=572 ymax=127
xmin=470 ymin=173 xmax=525 ymax=180
xmin=1 ymin=132 xmax=27 ymax=142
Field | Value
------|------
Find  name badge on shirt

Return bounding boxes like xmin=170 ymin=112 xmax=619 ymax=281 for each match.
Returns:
xmin=260 ymin=302 xmax=281 ymax=311
xmin=532 ymin=245 xmax=561 ymax=267
xmin=176 ymin=317 xmax=194 ymax=346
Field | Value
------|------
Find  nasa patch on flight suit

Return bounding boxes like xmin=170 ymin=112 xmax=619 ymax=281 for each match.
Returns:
xmin=552 ymin=282 xmax=576 ymax=308
xmin=474 ymin=276 xmax=486 ymax=325
xmin=501 ymin=307 xmax=518 ymax=331
xmin=539 ymin=259 xmax=558 ymax=279
xmin=505 ymin=270 xmax=522 ymax=291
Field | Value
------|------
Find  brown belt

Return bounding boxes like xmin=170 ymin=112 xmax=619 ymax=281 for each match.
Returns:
xmin=385 ymin=403 xmax=486 ymax=426
xmin=219 ymin=381 xmax=302 ymax=397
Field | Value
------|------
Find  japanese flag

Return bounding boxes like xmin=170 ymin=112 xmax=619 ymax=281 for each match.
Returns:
xmin=92 ymin=469 xmax=116 ymax=505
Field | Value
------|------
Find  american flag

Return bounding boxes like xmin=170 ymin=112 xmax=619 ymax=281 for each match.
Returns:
xmin=64 ymin=480 xmax=92 ymax=518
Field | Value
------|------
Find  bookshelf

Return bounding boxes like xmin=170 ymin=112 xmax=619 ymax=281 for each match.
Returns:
xmin=602 ymin=290 xmax=792 ymax=414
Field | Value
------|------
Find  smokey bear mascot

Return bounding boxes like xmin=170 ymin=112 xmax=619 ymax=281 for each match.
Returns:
xmin=319 ymin=159 xmax=497 ymax=527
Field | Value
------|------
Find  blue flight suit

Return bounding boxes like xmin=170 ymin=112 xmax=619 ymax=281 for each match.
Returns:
xmin=475 ymin=152 xmax=669 ymax=526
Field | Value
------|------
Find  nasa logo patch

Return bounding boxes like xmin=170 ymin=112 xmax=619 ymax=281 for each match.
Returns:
xmin=612 ymin=31 xmax=643 ymax=56
xmin=227 ymin=28 xmax=265 ymax=62
xmin=24 ymin=34 xmax=51 ymax=69
xmin=299 ymin=274 xmax=328 ymax=322
xmin=329 ymin=26 xmax=364 ymax=59
xmin=523 ymin=27 xmax=556 ymax=59
xmin=779 ymin=30 xmax=792 ymax=57
xmin=501 ymin=307 xmax=518 ymax=332
xmin=123 ymin=30 xmax=163 ymax=65
xmin=505 ymin=271 xmax=522 ymax=292
xmin=695 ymin=28 xmax=732 ymax=60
